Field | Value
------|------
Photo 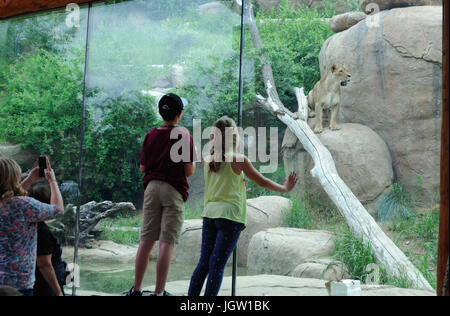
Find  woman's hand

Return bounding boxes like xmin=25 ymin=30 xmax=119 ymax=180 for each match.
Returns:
xmin=44 ymin=157 xmax=57 ymax=184
xmin=20 ymin=166 xmax=43 ymax=191
xmin=283 ymin=172 xmax=298 ymax=193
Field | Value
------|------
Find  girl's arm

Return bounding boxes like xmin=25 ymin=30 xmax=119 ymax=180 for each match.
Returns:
xmin=232 ymin=155 xmax=297 ymax=193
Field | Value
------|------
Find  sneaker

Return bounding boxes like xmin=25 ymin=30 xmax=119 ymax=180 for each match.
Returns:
xmin=125 ymin=286 xmax=143 ymax=297
xmin=151 ymin=290 xmax=173 ymax=296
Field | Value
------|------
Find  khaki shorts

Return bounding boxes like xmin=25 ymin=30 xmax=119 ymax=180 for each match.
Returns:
xmin=140 ymin=180 xmax=184 ymax=244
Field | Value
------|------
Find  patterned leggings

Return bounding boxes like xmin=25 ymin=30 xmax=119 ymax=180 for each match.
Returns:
xmin=188 ymin=218 xmax=244 ymax=296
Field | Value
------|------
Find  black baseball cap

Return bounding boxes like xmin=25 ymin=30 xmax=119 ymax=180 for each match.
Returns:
xmin=158 ymin=93 xmax=184 ymax=121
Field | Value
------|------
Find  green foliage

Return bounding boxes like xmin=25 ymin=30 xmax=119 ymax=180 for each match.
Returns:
xmin=389 ymin=208 xmax=439 ymax=288
xmin=84 ymin=92 xmax=160 ymax=202
xmin=98 ymin=214 xmax=141 ymax=245
xmin=252 ymin=0 xmax=336 ymax=109
xmin=377 ymin=183 xmax=414 ymax=222
xmin=184 ymin=203 xmax=203 ymax=220
xmin=246 ymin=165 xmax=287 ymax=199
xmin=333 ymin=227 xmax=385 ymax=283
xmin=283 ymin=197 xmax=315 ymax=229
xmin=0 ymin=50 xmax=85 ymax=181
xmin=176 ymin=55 xmax=242 ymax=129
xmin=0 ymin=50 xmax=159 ymax=202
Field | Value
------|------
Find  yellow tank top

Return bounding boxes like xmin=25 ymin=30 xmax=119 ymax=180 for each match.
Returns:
xmin=201 ymin=152 xmax=247 ymax=225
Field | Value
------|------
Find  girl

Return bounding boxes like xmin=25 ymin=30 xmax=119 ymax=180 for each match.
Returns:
xmin=188 ymin=116 xmax=298 ymax=296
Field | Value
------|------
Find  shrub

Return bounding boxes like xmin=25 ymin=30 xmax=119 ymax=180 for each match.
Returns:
xmin=333 ymin=227 xmax=384 ymax=283
xmin=83 ymin=91 xmax=160 ymax=202
xmin=0 ymin=50 xmax=85 ymax=181
xmin=377 ymin=183 xmax=413 ymax=222
xmin=283 ymin=197 xmax=315 ymax=229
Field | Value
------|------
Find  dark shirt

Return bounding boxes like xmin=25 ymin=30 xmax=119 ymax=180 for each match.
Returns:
xmin=34 ymin=222 xmax=63 ymax=296
xmin=36 ymin=222 xmax=61 ymax=263
xmin=140 ymin=127 xmax=197 ymax=202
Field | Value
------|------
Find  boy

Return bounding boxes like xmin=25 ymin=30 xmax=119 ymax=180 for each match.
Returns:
xmin=127 ymin=93 xmax=196 ymax=296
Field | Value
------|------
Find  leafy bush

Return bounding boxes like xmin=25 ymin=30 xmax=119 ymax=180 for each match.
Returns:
xmin=83 ymin=92 xmax=160 ymax=202
xmin=283 ymin=197 xmax=315 ymax=229
xmin=0 ymin=50 xmax=160 ymax=203
xmin=253 ymin=0 xmax=336 ymax=108
xmin=333 ymin=227 xmax=385 ymax=283
xmin=0 ymin=50 xmax=85 ymax=181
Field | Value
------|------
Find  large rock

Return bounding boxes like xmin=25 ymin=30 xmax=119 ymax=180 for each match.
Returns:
xmin=329 ymin=11 xmax=367 ymax=33
xmin=63 ymin=240 xmax=137 ymax=263
xmin=283 ymin=123 xmax=394 ymax=215
xmin=255 ymin=0 xmax=352 ymax=13
xmin=359 ymin=0 xmax=442 ymax=14
xmin=0 ymin=143 xmax=37 ymax=170
xmin=319 ymin=6 xmax=442 ymax=198
xmin=173 ymin=196 xmax=293 ymax=267
xmin=172 ymin=219 xmax=203 ymax=265
xmin=247 ymin=228 xmax=334 ymax=275
xmin=238 ymin=196 xmax=292 ymax=266
xmin=290 ymin=258 xmax=349 ymax=281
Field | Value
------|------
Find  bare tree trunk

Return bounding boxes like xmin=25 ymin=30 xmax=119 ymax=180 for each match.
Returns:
xmin=243 ymin=1 xmax=433 ymax=291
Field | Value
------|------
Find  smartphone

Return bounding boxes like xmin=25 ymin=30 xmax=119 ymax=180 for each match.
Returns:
xmin=39 ymin=156 xmax=46 ymax=178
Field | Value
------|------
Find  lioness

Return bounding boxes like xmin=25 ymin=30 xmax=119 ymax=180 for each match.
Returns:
xmin=308 ymin=64 xmax=351 ymax=133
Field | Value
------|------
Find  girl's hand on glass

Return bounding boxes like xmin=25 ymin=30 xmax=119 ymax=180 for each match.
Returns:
xmin=283 ymin=172 xmax=298 ymax=193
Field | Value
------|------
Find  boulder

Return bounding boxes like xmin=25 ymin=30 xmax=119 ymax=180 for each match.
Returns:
xmin=247 ymin=228 xmax=334 ymax=275
xmin=63 ymin=240 xmax=137 ymax=263
xmin=329 ymin=11 xmax=367 ymax=33
xmin=319 ymin=6 xmax=442 ymax=198
xmin=282 ymin=123 xmax=394 ymax=215
xmin=173 ymin=196 xmax=293 ymax=267
xmin=172 ymin=219 xmax=203 ymax=265
xmin=0 ymin=143 xmax=37 ymax=170
xmin=238 ymin=196 xmax=292 ymax=266
xmin=290 ymin=258 xmax=349 ymax=280
xmin=359 ymin=0 xmax=442 ymax=14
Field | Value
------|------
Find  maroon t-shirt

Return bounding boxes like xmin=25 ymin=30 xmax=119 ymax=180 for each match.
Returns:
xmin=140 ymin=127 xmax=197 ymax=202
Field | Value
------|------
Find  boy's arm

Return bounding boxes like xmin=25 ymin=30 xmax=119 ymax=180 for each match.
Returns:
xmin=140 ymin=165 xmax=146 ymax=174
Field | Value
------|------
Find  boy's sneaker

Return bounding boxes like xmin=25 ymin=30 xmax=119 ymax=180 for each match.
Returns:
xmin=151 ymin=290 xmax=173 ymax=296
xmin=125 ymin=286 xmax=143 ymax=296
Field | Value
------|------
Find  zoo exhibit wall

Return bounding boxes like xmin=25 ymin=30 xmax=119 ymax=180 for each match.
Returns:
xmin=0 ymin=0 xmax=447 ymax=295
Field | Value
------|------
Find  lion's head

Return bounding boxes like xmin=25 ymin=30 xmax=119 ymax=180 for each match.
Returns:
xmin=331 ymin=64 xmax=351 ymax=87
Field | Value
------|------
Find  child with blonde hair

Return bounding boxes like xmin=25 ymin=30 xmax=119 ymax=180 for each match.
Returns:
xmin=188 ymin=116 xmax=297 ymax=296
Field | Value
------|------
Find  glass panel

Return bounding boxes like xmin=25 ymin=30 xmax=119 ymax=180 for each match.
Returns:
xmin=78 ymin=0 xmax=244 ymax=295
xmin=0 ymin=6 xmax=89 ymax=294
xmin=242 ymin=0 xmax=442 ymax=289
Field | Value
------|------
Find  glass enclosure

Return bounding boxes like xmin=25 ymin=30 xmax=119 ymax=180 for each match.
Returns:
xmin=0 ymin=0 xmax=442 ymax=295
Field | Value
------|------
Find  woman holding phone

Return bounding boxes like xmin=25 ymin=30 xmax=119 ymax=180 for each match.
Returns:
xmin=0 ymin=157 xmax=64 ymax=296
